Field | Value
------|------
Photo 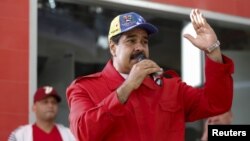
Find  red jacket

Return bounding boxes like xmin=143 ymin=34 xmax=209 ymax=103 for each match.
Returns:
xmin=66 ymin=56 xmax=234 ymax=141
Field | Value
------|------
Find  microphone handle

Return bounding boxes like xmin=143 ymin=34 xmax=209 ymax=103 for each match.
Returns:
xmin=136 ymin=54 xmax=162 ymax=86
xmin=151 ymin=72 xmax=162 ymax=86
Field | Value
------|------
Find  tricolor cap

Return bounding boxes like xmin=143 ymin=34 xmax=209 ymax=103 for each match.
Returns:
xmin=108 ymin=12 xmax=158 ymax=40
xmin=34 ymin=86 xmax=61 ymax=103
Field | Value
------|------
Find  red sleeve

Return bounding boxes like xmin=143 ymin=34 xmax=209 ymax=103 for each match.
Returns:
xmin=182 ymin=55 xmax=234 ymax=121
xmin=66 ymin=83 xmax=126 ymax=141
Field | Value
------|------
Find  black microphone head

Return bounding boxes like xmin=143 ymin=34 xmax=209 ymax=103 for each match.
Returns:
xmin=136 ymin=53 xmax=146 ymax=62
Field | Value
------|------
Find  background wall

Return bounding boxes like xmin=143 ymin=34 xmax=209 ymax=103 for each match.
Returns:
xmin=152 ymin=0 xmax=250 ymax=18
xmin=224 ymin=51 xmax=250 ymax=124
xmin=0 ymin=0 xmax=29 ymax=140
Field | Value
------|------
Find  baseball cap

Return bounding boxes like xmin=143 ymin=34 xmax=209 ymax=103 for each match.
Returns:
xmin=34 ymin=86 xmax=61 ymax=103
xmin=108 ymin=12 xmax=158 ymax=40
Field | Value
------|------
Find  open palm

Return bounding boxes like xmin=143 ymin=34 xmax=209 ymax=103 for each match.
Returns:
xmin=184 ymin=9 xmax=218 ymax=51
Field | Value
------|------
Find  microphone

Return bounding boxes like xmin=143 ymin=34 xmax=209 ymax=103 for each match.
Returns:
xmin=136 ymin=54 xmax=163 ymax=86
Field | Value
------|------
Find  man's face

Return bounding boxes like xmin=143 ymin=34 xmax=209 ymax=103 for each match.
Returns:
xmin=33 ymin=96 xmax=59 ymax=122
xmin=110 ymin=28 xmax=149 ymax=74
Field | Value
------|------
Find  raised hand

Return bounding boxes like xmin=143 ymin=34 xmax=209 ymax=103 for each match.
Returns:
xmin=184 ymin=9 xmax=218 ymax=50
xmin=184 ymin=9 xmax=223 ymax=63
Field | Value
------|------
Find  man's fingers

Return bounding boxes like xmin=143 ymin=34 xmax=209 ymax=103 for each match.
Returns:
xmin=200 ymin=12 xmax=206 ymax=25
xmin=145 ymin=67 xmax=162 ymax=76
xmin=196 ymin=9 xmax=204 ymax=26
xmin=138 ymin=60 xmax=163 ymax=77
xmin=190 ymin=9 xmax=199 ymax=30
xmin=191 ymin=9 xmax=207 ymax=31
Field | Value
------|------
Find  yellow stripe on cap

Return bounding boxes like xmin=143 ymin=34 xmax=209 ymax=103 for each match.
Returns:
xmin=108 ymin=16 xmax=121 ymax=40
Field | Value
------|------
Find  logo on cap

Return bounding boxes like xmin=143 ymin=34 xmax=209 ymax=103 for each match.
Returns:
xmin=122 ymin=15 xmax=133 ymax=26
xmin=44 ymin=86 xmax=53 ymax=94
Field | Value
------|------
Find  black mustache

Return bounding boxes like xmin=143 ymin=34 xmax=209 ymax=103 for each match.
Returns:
xmin=131 ymin=52 xmax=146 ymax=60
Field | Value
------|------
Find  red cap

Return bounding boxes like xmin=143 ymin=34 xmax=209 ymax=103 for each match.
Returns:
xmin=34 ymin=86 xmax=61 ymax=103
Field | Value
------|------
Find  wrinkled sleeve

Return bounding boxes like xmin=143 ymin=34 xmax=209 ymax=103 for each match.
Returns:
xmin=182 ymin=55 xmax=234 ymax=121
xmin=66 ymin=83 xmax=126 ymax=141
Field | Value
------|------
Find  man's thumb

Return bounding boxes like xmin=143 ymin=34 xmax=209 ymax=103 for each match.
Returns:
xmin=183 ymin=34 xmax=195 ymax=43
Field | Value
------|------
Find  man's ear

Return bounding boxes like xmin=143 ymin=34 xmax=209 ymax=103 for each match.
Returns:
xmin=32 ymin=104 xmax=36 ymax=112
xmin=109 ymin=40 xmax=116 ymax=57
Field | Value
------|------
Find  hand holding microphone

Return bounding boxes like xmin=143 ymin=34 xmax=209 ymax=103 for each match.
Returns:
xmin=136 ymin=53 xmax=163 ymax=86
xmin=117 ymin=54 xmax=163 ymax=103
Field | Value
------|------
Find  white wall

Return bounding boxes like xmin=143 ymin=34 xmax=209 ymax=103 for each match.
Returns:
xmin=224 ymin=50 xmax=250 ymax=124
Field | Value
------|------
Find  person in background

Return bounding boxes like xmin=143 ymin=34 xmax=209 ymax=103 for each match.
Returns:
xmin=8 ymin=86 xmax=76 ymax=141
xmin=201 ymin=110 xmax=233 ymax=141
xmin=66 ymin=9 xmax=234 ymax=141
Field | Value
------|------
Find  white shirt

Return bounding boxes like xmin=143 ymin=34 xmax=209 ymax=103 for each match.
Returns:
xmin=8 ymin=124 xmax=76 ymax=141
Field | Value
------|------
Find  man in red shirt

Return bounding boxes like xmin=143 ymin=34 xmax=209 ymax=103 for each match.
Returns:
xmin=8 ymin=86 xmax=76 ymax=141
xmin=67 ymin=9 xmax=234 ymax=141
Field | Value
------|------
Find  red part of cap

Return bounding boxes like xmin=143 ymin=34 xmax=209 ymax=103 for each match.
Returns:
xmin=34 ymin=86 xmax=61 ymax=103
